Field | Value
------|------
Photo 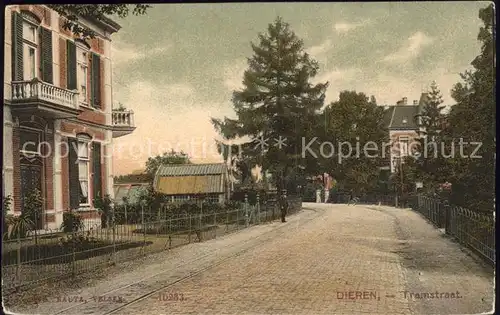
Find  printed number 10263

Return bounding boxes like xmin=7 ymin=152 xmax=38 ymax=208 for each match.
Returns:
xmin=158 ymin=293 xmax=185 ymax=301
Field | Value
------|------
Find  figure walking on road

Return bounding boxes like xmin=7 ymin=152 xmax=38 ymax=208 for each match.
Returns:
xmin=280 ymin=195 xmax=288 ymax=223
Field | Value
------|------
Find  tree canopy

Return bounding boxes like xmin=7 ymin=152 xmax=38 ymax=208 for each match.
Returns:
xmin=441 ymin=4 xmax=495 ymax=211
xmin=317 ymin=91 xmax=387 ymax=194
xmin=48 ymin=4 xmax=150 ymax=38
xmin=144 ymin=150 xmax=191 ymax=179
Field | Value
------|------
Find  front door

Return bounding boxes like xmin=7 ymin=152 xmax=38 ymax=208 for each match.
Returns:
xmin=20 ymin=156 xmax=43 ymax=230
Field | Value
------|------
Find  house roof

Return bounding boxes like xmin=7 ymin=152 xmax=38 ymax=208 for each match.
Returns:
xmin=387 ymin=105 xmax=419 ymax=130
xmin=153 ymin=163 xmax=228 ymax=195
xmin=156 ymin=163 xmax=227 ymax=177
xmin=383 ymin=107 xmax=395 ymax=128
xmin=384 ymin=92 xmax=429 ymax=130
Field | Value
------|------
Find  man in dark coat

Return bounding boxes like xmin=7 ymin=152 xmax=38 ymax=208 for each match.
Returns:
xmin=280 ymin=195 xmax=288 ymax=222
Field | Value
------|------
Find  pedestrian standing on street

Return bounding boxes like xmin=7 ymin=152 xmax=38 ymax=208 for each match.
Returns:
xmin=280 ymin=195 xmax=288 ymax=223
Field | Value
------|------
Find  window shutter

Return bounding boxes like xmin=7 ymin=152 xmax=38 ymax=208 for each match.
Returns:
xmin=92 ymin=142 xmax=102 ymax=200
xmin=87 ymin=53 xmax=92 ymax=102
xmin=66 ymin=40 xmax=77 ymax=90
xmin=68 ymin=138 xmax=80 ymax=209
xmin=91 ymin=53 xmax=101 ymax=108
xmin=11 ymin=11 xmax=23 ymax=81
xmin=40 ymin=27 xmax=53 ymax=83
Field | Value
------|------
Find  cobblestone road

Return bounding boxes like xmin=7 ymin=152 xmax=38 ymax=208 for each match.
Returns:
xmin=9 ymin=203 xmax=494 ymax=315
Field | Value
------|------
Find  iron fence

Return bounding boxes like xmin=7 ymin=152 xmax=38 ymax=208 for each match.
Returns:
xmin=414 ymin=195 xmax=446 ymax=228
xmin=413 ymin=195 xmax=495 ymax=265
xmin=2 ymin=194 xmax=302 ymax=293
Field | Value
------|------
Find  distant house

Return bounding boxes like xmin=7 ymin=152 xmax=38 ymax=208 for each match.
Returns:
xmin=382 ymin=94 xmax=428 ymax=173
xmin=153 ymin=163 xmax=230 ymax=203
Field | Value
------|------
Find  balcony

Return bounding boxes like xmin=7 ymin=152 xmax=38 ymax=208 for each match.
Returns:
xmin=9 ymin=79 xmax=81 ymax=119
xmin=112 ymin=109 xmax=136 ymax=138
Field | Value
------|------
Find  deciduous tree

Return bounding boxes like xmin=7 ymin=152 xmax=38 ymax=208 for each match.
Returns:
xmin=318 ymin=91 xmax=387 ymax=194
xmin=440 ymin=4 xmax=495 ymax=212
xmin=145 ymin=150 xmax=191 ymax=179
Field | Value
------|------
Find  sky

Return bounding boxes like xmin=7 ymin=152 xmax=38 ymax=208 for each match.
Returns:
xmin=110 ymin=2 xmax=488 ymax=175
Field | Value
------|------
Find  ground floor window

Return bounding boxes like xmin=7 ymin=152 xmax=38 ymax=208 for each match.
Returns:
xmin=77 ymin=135 xmax=91 ymax=205
xmin=68 ymin=134 xmax=103 ymax=209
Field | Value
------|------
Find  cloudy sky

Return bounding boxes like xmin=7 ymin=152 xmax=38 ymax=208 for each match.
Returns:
xmin=110 ymin=2 xmax=487 ymax=175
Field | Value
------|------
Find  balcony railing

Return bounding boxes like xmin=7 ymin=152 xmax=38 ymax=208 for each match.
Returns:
xmin=11 ymin=79 xmax=79 ymax=109
xmin=112 ymin=109 xmax=135 ymax=128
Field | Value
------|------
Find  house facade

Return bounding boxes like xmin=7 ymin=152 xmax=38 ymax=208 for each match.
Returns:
xmin=153 ymin=163 xmax=231 ymax=204
xmin=3 ymin=5 xmax=135 ymax=230
xmin=382 ymin=94 xmax=428 ymax=173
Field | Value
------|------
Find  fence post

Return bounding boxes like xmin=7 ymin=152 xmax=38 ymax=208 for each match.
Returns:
xmin=272 ymin=195 xmax=276 ymax=220
xmin=71 ymin=230 xmax=76 ymax=275
xmin=141 ymin=204 xmax=146 ymax=255
xmin=444 ymin=202 xmax=451 ymax=235
xmin=188 ymin=214 xmax=192 ymax=243
xmin=16 ymin=232 xmax=21 ymax=287
xmin=283 ymin=189 xmax=287 ymax=216
xmin=199 ymin=202 xmax=203 ymax=230
xmin=112 ymin=203 xmax=116 ymax=265
xmin=169 ymin=216 xmax=172 ymax=234
xmin=245 ymin=193 xmax=249 ymax=228
xmin=257 ymin=193 xmax=261 ymax=225
xmin=236 ymin=206 xmax=240 ymax=230
xmin=213 ymin=211 xmax=217 ymax=239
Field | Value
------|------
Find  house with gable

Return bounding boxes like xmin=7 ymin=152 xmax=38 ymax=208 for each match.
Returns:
xmin=382 ymin=94 xmax=429 ymax=173
xmin=3 ymin=5 xmax=136 ymax=230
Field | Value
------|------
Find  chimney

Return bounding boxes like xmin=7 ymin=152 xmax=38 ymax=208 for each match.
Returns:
xmin=413 ymin=100 xmax=418 ymax=105
xmin=402 ymin=97 xmax=408 ymax=105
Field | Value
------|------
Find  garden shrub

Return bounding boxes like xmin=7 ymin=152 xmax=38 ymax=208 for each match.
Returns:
xmin=60 ymin=211 xmax=84 ymax=233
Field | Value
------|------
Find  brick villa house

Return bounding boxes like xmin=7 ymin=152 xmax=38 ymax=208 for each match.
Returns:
xmin=382 ymin=93 xmax=429 ymax=173
xmin=3 ymin=5 xmax=135 ymax=230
